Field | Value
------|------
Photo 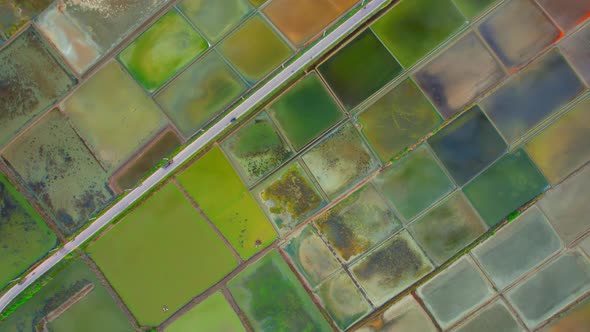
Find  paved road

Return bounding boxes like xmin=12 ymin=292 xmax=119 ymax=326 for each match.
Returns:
xmin=0 ymin=0 xmax=389 ymax=314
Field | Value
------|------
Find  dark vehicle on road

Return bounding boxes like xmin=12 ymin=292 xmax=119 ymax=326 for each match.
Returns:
xmin=163 ymin=158 xmax=173 ymax=169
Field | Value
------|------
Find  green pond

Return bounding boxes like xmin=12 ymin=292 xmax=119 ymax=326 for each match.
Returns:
xmin=464 ymin=148 xmax=549 ymax=227
xmin=2 ymin=109 xmax=113 ymax=235
xmin=268 ymin=72 xmax=345 ymax=151
xmin=0 ymin=258 xmax=133 ymax=332
xmin=316 ymin=270 xmax=371 ymax=330
xmin=408 ymin=191 xmax=487 ymax=265
xmin=0 ymin=174 xmax=57 ymax=290
xmin=282 ymin=225 xmax=341 ymax=288
xmin=156 ymin=51 xmax=248 ymax=137
xmin=119 ymin=9 xmax=209 ymax=92
xmin=113 ymin=129 xmax=181 ymax=191
xmin=453 ymin=0 xmax=498 ymax=19
xmin=0 ymin=0 xmax=53 ymax=39
xmin=351 ymin=230 xmax=434 ymax=305
xmin=373 ymin=144 xmax=454 ymax=221
xmin=371 ymin=0 xmax=466 ymax=67
xmin=315 ymin=184 xmax=401 ymax=262
xmin=0 ymin=28 xmax=75 ymax=147
xmin=222 ymin=112 xmax=292 ymax=186
xmin=255 ymin=161 xmax=325 ymax=235
xmin=177 ymin=147 xmax=277 ymax=259
xmin=228 ymin=250 xmax=332 ymax=332
xmin=302 ymin=122 xmax=380 ymax=199
xmin=178 ymin=0 xmax=252 ymax=43
xmin=63 ymin=60 xmax=168 ymax=171
xmin=357 ymin=78 xmax=442 ymax=162
xmin=88 ymin=183 xmax=238 ymax=326
xmin=219 ymin=14 xmax=292 ymax=83
xmin=166 ymin=292 xmax=245 ymax=332
xmin=318 ymin=29 xmax=402 ymax=110
xmin=36 ymin=0 xmax=169 ymax=75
